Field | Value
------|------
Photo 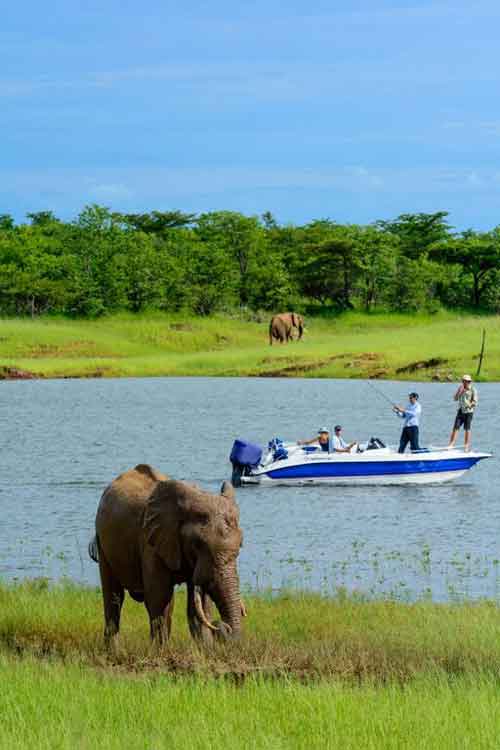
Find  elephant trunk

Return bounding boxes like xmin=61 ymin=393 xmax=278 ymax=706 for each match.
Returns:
xmin=210 ymin=563 xmax=242 ymax=637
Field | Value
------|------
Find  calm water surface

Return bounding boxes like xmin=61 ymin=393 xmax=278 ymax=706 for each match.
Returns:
xmin=1 ymin=377 xmax=499 ymax=601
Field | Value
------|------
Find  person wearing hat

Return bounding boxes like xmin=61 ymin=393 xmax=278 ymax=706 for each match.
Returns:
xmin=297 ymin=428 xmax=331 ymax=452
xmin=332 ymin=425 xmax=357 ymax=453
xmin=393 ymin=392 xmax=421 ymax=453
xmin=447 ymin=375 xmax=478 ymax=452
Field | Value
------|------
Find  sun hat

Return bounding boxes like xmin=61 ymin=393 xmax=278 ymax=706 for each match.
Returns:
xmin=462 ymin=374 xmax=472 ymax=381
xmin=318 ymin=427 xmax=329 ymax=434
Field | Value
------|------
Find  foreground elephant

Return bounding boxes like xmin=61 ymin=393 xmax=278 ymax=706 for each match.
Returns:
xmin=91 ymin=464 xmax=244 ymax=647
xmin=269 ymin=312 xmax=304 ymax=345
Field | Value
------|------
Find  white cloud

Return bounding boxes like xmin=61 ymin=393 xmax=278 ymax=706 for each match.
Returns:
xmin=5 ymin=164 xmax=500 ymax=206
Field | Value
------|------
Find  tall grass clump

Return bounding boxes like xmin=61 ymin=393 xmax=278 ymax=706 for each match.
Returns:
xmin=1 ymin=581 xmax=499 ymax=683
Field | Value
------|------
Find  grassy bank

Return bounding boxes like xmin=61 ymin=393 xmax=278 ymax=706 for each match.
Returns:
xmin=1 ymin=581 xmax=500 ymax=748
xmin=0 ymin=310 xmax=498 ymax=380
xmin=1 ymin=659 xmax=499 ymax=750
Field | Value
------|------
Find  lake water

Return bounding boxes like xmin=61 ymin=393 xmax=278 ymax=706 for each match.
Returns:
xmin=1 ymin=377 xmax=499 ymax=601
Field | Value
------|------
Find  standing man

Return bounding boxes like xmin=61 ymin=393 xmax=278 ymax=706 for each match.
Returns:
xmin=393 ymin=392 xmax=421 ymax=453
xmin=447 ymin=374 xmax=478 ymax=452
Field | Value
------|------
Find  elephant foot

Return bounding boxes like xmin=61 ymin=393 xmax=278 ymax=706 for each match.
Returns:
xmin=213 ymin=621 xmax=234 ymax=640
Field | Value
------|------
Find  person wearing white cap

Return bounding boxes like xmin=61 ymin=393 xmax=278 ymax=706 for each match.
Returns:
xmin=297 ymin=428 xmax=330 ymax=452
xmin=447 ymin=375 xmax=478 ymax=452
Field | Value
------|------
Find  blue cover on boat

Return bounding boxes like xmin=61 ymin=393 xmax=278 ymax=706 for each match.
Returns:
xmin=273 ymin=446 xmax=288 ymax=461
xmin=230 ymin=439 xmax=262 ymax=467
xmin=268 ymin=437 xmax=288 ymax=462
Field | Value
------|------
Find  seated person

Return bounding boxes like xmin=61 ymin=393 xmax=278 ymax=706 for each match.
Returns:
xmin=332 ymin=425 xmax=356 ymax=453
xmin=297 ymin=427 xmax=330 ymax=452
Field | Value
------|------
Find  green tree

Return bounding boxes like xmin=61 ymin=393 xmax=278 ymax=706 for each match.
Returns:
xmin=299 ymin=221 xmax=359 ymax=309
xmin=430 ymin=229 xmax=500 ymax=307
xmin=112 ymin=210 xmax=196 ymax=234
xmin=196 ymin=212 xmax=263 ymax=306
xmin=0 ymin=223 xmax=71 ymax=315
xmin=355 ymin=226 xmax=399 ymax=311
xmin=378 ymin=212 xmax=451 ymax=259
xmin=0 ymin=214 xmax=15 ymax=230
xmin=26 ymin=210 xmax=60 ymax=227
xmin=68 ymin=205 xmax=127 ymax=316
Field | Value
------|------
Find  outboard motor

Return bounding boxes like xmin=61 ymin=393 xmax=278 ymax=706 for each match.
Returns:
xmin=366 ymin=436 xmax=386 ymax=450
xmin=230 ymin=439 xmax=263 ymax=487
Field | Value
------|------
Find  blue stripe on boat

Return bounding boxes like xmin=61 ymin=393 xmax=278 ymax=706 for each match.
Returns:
xmin=266 ymin=457 xmax=480 ymax=479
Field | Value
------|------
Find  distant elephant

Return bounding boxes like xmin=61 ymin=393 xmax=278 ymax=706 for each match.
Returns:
xmin=90 ymin=464 xmax=244 ymax=648
xmin=269 ymin=312 xmax=304 ymax=345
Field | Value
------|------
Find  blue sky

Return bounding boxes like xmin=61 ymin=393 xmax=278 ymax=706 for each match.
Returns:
xmin=2 ymin=1 xmax=500 ymax=228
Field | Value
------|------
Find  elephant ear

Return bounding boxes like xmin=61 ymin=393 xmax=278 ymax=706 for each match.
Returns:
xmin=134 ymin=464 xmax=168 ymax=483
xmin=291 ymin=313 xmax=298 ymax=327
xmin=220 ymin=480 xmax=235 ymax=501
xmin=143 ymin=480 xmax=189 ymax=571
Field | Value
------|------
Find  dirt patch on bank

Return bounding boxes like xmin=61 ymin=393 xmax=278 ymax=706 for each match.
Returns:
xmin=0 ymin=365 xmax=115 ymax=380
xmin=255 ymin=352 xmax=389 ymax=378
xmin=0 ymin=366 xmax=39 ymax=380
xmin=26 ymin=341 xmax=117 ymax=358
xmin=256 ymin=353 xmax=352 ymax=377
xmin=396 ymin=357 xmax=448 ymax=374
xmin=2 ymin=631 xmax=496 ymax=686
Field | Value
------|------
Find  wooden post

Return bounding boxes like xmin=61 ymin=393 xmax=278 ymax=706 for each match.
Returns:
xmin=476 ymin=328 xmax=486 ymax=377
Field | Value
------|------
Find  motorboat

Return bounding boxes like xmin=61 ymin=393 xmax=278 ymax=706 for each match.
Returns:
xmin=229 ymin=437 xmax=491 ymax=486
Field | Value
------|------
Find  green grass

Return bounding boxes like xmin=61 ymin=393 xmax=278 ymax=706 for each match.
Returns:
xmin=2 ymin=580 xmax=500 ymax=680
xmin=1 ymin=581 xmax=500 ymax=748
xmin=1 ymin=660 xmax=499 ymax=749
xmin=0 ymin=310 xmax=498 ymax=380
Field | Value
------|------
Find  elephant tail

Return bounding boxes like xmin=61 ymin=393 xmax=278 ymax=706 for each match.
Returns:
xmin=88 ymin=534 xmax=100 ymax=563
xmin=269 ymin=323 xmax=273 ymax=345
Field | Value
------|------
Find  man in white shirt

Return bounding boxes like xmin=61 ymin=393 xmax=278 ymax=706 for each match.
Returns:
xmin=332 ymin=425 xmax=356 ymax=453
xmin=393 ymin=392 xmax=421 ymax=453
xmin=447 ymin=374 xmax=478 ymax=452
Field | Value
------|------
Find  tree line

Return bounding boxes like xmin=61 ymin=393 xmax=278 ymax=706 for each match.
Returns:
xmin=1 ymin=206 xmax=500 ymax=318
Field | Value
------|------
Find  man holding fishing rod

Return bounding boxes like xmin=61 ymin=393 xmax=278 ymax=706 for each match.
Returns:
xmin=393 ymin=392 xmax=421 ymax=453
xmin=367 ymin=382 xmax=421 ymax=453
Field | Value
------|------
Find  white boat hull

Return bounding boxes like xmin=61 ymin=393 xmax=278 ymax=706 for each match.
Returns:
xmin=242 ymin=468 xmax=469 ymax=486
xmin=238 ymin=446 xmax=490 ymax=487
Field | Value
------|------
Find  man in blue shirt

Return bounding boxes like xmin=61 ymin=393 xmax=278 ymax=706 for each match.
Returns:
xmin=393 ymin=392 xmax=421 ymax=453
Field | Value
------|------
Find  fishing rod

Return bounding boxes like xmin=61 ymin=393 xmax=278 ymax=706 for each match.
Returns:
xmin=366 ymin=380 xmax=398 ymax=409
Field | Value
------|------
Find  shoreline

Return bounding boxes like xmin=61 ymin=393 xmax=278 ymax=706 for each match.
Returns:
xmin=1 ymin=311 xmax=498 ymax=381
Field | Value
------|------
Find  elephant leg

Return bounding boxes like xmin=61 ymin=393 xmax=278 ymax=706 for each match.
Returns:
xmin=186 ymin=582 xmax=215 ymax=647
xmin=145 ymin=583 xmax=175 ymax=646
xmin=164 ymin=591 xmax=175 ymax=639
xmin=99 ymin=552 xmax=124 ymax=649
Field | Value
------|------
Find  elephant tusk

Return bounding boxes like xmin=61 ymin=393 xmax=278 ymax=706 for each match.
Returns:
xmin=240 ymin=599 xmax=247 ymax=617
xmin=194 ymin=589 xmax=219 ymax=632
